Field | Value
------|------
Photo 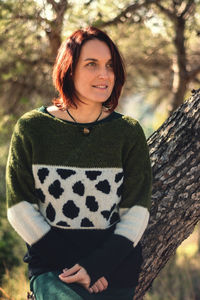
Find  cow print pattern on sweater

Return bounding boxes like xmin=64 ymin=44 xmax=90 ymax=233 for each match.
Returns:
xmin=32 ymin=165 xmax=124 ymax=229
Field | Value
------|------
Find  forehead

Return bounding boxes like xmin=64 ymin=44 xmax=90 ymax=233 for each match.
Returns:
xmin=79 ymin=39 xmax=112 ymax=60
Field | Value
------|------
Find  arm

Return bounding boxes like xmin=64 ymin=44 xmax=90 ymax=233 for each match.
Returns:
xmin=77 ymin=121 xmax=152 ymax=287
xmin=6 ymin=118 xmax=70 ymax=265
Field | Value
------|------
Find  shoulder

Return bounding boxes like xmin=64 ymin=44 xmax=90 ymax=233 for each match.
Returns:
xmin=12 ymin=107 xmax=49 ymax=140
xmin=15 ymin=107 xmax=47 ymax=129
xmin=114 ymin=112 xmax=145 ymax=138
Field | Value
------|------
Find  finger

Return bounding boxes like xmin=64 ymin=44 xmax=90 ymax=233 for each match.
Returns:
xmin=90 ymin=280 xmax=104 ymax=293
xmin=91 ymin=283 xmax=99 ymax=293
xmin=96 ymin=279 xmax=106 ymax=292
xmin=63 ymin=268 xmax=68 ymax=272
xmin=61 ymin=264 xmax=80 ymax=277
xmin=59 ymin=272 xmax=80 ymax=283
xmin=99 ymin=277 xmax=108 ymax=289
xmin=60 ymin=268 xmax=68 ymax=276
xmin=89 ymin=277 xmax=108 ymax=293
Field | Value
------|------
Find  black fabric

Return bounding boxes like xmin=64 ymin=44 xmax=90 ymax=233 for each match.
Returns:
xmin=78 ymin=234 xmax=135 ymax=287
xmin=24 ymin=226 xmax=143 ymax=288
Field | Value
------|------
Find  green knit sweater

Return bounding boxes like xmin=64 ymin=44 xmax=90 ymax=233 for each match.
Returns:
xmin=6 ymin=106 xmax=152 ymax=288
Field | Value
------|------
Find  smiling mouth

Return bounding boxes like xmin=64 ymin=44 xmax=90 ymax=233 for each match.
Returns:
xmin=92 ymin=85 xmax=108 ymax=89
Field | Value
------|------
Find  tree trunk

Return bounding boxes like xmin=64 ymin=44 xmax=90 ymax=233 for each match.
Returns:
xmin=45 ymin=0 xmax=69 ymax=59
xmin=133 ymin=89 xmax=200 ymax=299
xmin=169 ymin=16 xmax=188 ymax=114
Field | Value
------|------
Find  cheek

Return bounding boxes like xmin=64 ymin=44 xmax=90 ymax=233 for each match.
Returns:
xmin=110 ymin=74 xmax=115 ymax=87
xmin=73 ymin=73 xmax=87 ymax=90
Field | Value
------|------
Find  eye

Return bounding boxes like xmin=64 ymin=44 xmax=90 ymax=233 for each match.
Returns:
xmin=86 ymin=62 xmax=96 ymax=67
xmin=107 ymin=62 xmax=113 ymax=69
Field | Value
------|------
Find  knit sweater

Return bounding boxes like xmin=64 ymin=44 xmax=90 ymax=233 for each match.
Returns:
xmin=6 ymin=106 xmax=152 ymax=288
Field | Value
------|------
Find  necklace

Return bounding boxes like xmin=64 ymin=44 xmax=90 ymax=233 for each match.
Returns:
xmin=66 ymin=107 xmax=103 ymax=135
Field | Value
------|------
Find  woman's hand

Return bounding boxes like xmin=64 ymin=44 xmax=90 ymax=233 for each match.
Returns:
xmin=59 ymin=264 xmax=108 ymax=293
xmin=59 ymin=264 xmax=91 ymax=290
xmin=89 ymin=276 xmax=108 ymax=293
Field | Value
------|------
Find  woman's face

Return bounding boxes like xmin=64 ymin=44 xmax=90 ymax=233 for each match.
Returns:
xmin=73 ymin=39 xmax=115 ymax=106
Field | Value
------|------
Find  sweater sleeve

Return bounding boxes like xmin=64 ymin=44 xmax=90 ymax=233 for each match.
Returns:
xmin=6 ymin=118 xmax=71 ymax=264
xmin=78 ymin=121 xmax=152 ymax=286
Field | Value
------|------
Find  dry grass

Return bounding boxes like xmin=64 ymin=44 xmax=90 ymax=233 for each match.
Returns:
xmin=145 ymin=226 xmax=200 ymax=300
xmin=0 ymin=265 xmax=29 ymax=300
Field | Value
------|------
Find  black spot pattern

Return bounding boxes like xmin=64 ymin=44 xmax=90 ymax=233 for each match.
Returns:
xmin=81 ymin=218 xmax=94 ymax=227
xmin=95 ymin=180 xmax=111 ymax=194
xmin=86 ymin=196 xmax=99 ymax=212
xmin=110 ymin=212 xmax=120 ymax=225
xmin=85 ymin=171 xmax=102 ymax=180
xmin=62 ymin=200 xmax=80 ymax=219
xmin=72 ymin=181 xmax=85 ymax=196
xmin=38 ymin=168 xmax=49 ymax=184
xmin=35 ymin=188 xmax=45 ymax=203
xmin=117 ymin=183 xmax=123 ymax=197
xmin=101 ymin=210 xmax=111 ymax=220
xmin=46 ymin=203 xmax=56 ymax=222
xmin=115 ymin=172 xmax=124 ymax=183
xmin=48 ymin=180 xmax=64 ymax=199
xmin=56 ymin=221 xmax=70 ymax=227
xmin=101 ymin=204 xmax=116 ymax=220
xmin=56 ymin=169 xmax=76 ymax=179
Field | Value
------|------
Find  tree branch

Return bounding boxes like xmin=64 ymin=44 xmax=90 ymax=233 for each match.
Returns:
xmin=180 ymin=0 xmax=195 ymax=18
xmin=97 ymin=0 xmax=161 ymax=28
xmin=154 ymin=2 xmax=176 ymax=20
xmin=84 ymin=0 xmax=95 ymax=7
xmin=46 ymin=0 xmax=69 ymax=13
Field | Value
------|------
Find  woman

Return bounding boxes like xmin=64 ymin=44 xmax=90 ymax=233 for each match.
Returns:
xmin=6 ymin=26 xmax=152 ymax=300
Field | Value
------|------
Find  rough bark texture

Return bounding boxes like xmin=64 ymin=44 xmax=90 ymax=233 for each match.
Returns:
xmin=133 ymin=89 xmax=200 ymax=299
xmin=45 ymin=0 xmax=69 ymax=59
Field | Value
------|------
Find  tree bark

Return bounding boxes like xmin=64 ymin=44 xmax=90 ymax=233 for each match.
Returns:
xmin=170 ymin=16 xmax=188 ymax=114
xmin=133 ymin=89 xmax=200 ymax=299
xmin=45 ymin=0 xmax=69 ymax=59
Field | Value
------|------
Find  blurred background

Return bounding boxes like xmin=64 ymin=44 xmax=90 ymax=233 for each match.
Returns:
xmin=0 ymin=0 xmax=200 ymax=299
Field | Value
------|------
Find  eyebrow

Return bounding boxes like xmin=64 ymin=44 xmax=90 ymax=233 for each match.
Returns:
xmin=84 ymin=58 xmax=112 ymax=62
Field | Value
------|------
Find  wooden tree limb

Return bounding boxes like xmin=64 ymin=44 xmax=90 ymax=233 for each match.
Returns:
xmin=133 ymin=89 xmax=200 ymax=299
xmin=46 ymin=0 xmax=69 ymax=14
xmin=180 ymin=0 xmax=195 ymax=18
xmin=154 ymin=1 xmax=176 ymax=20
xmin=96 ymin=0 xmax=160 ymax=28
xmin=44 ymin=0 xmax=69 ymax=58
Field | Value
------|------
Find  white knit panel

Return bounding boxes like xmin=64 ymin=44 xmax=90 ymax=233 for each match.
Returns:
xmin=32 ymin=164 xmax=124 ymax=229
xmin=7 ymin=201 xmax=51 ymax=245
xmin=115 ymin=205 xmax=149 ymax=246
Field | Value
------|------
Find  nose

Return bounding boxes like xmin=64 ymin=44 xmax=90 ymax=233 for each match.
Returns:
xmin=98 ymin=67 xmax=109 ymax=79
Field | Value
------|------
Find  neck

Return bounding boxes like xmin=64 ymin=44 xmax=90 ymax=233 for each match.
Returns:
xmin=67 ymin=103 xmax=103 ymax=123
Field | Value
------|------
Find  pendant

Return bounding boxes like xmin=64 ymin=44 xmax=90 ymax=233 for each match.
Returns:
xmin=82 ymin=127 xmax=90 ymax=135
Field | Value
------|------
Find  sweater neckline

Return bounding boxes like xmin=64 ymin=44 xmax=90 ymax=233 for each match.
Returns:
xmin=38 ymin=106 xmax=122 ymax=126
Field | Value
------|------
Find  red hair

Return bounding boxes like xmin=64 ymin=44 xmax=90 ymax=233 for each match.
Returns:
xmin=52 ymin=26 xmax=125 ymax=111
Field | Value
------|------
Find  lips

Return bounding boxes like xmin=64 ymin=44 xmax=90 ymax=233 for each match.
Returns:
xmin=92 ymin=85 xmax=108 ymax=89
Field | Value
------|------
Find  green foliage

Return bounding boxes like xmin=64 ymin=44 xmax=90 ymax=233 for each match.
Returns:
xmin=0 ymin=1 xmax=200 ymax=298
xmin=0 ymin=114 xmax=26 ymax=284
xmin=0 ymin=199 xmax=27 ymax=284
